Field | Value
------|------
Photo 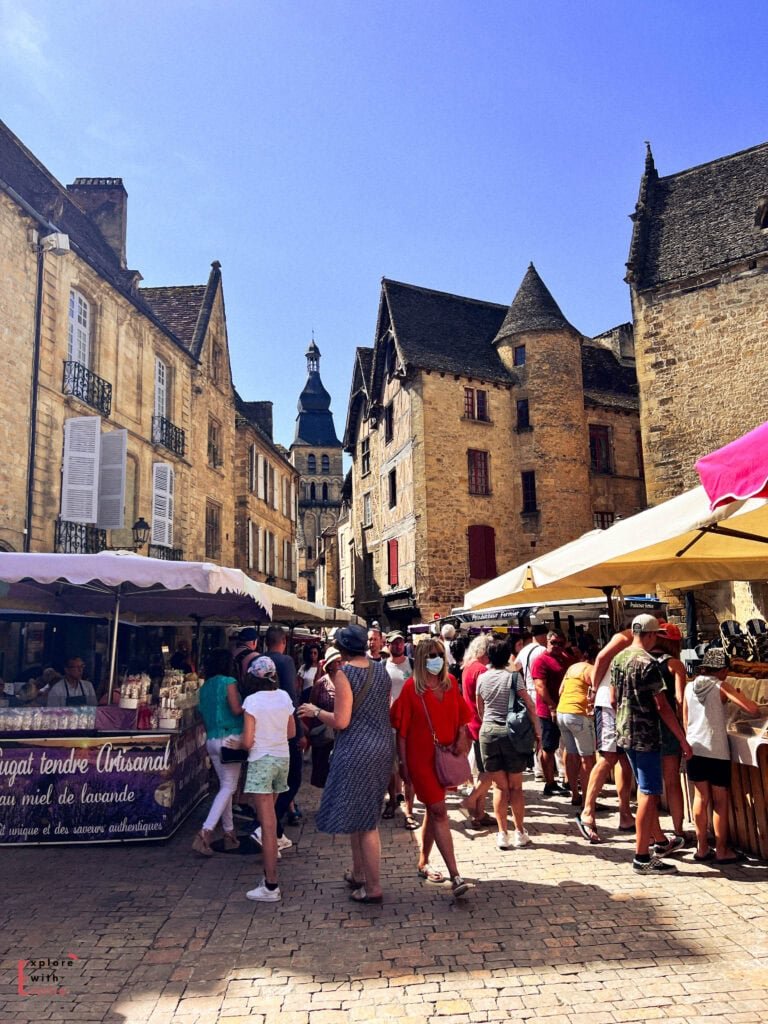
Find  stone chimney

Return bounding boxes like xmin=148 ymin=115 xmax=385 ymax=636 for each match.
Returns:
xmin=66 ymin=177 xmax=128 ymax=268
xmin=250 ymin=401 xmax=274 ymax=441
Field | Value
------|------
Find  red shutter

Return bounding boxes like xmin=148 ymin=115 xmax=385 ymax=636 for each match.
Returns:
xmin=468 ymin=525 xmax=496 ymax=579
xmin=388 ymin=538 xmax=399 ymax=587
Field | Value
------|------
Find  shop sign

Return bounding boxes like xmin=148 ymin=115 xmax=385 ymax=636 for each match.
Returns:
xmin=0 ymin=723 xmax=209 ymax=844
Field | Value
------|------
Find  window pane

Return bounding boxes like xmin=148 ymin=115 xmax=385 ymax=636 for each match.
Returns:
xmin=388 ymin=468 xmax=397 ymax=508
xmin=514 ymin=345 xmax=526 ymax=366
xmin=476 ymin=390 xmax=488 ymax=421
xmin=589 ymin=425 xmax=613 ymax=473
xmin=521 ymin=471 xmax=537 ymax=513
xmin=464 ymin=387 xmax=475 ymax=419
xmin=516 ymin=399 xmax=529 ymax=430
xmin=468 ymin=450 xmax=490 ymax=495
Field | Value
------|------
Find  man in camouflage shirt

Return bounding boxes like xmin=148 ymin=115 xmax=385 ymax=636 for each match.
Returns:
xmin=613 ymin=615 xmax=692 ymax=874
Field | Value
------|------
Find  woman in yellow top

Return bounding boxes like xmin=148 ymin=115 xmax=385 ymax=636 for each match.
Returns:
xmin=556 ymin=635 xmax=598 ymax=810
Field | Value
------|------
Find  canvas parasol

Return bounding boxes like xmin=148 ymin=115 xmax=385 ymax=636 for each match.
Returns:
xmin=696 ymin=421 xmax=768 ymax=510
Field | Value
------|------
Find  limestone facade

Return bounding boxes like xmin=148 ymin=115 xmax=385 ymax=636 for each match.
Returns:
xmin=344 ymin=272 xmax=645 ymax=626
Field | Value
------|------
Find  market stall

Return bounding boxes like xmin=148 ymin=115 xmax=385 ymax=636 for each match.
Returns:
xmin=0 ymin=551 xmax=271 ymax=845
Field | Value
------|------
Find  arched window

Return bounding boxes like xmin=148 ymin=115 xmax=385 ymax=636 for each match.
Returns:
xmin=68 ymin=289 xmax=90 ymax=366
xmin=321 ymin=454 xmax=330 ymax=474
xmin=322 ymin=483 xmax=329 ymax=502
xmin=310 ymin=482 xmax=316 ymax=501
xmin=307 ymin=454 xmax=316 ymax=473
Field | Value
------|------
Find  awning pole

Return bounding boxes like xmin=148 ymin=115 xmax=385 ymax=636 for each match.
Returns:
xmin=107 ymin=589 xmax=121 ymax=702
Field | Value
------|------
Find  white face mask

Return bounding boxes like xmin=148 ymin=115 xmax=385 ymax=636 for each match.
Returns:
xmin=425 ymin=656 xmax=444 ymax=675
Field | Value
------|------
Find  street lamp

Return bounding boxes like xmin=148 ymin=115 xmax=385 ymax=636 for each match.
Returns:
xmin=131 ymin=517 xmax=151 ymax=551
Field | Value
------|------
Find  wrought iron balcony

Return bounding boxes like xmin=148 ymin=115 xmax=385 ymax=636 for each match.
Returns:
xmin=148 ymin=544 xmax=184 ymax=561
xmin=152 ymin=415 xmax=186 ymax=457
xmin=54 ymin=518 xmax=107 ymax=554
xmin=62 ymin=361 xmax=112 ymax=417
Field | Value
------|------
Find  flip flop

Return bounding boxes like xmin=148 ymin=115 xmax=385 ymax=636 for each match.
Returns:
xmin=693 ymin=850 xmax=715 ymax=862
xmin=403 ymin=814 xmax=420 ymax=830
xmin=417 ymin=865 xmax=447 ymax=884
xmin=575 ymin=814 xmax=602 ymax=844
xmin=343 ymin=869 xmax=365 ymax=888
xmin=350 ymin=887 xmax=383 ymax=904
xmin=618 ymin=824 xmax=636 ymax=832
xmin=715 ymin=853 xmax=747 ymax=865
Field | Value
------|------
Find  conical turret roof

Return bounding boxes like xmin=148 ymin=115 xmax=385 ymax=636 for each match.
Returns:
xmin=293 ymin=340 xmax=340 ymax=446
xmin=493 ymin=264 xmax=576 ymax=345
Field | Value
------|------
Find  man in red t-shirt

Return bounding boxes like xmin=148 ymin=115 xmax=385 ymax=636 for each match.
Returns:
xmin=532 ymin=630 xmax=575 ymax=796
xmin=459 ymin=635 xmax=496 ymax=828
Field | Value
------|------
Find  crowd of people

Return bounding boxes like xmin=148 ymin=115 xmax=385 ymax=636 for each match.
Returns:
xmin=193 ymin=615 xmax=762 ymax=904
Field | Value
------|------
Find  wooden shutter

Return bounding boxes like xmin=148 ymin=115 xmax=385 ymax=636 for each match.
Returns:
xmin=61 ymin=416 xmax=101 ymax=523
xmin=275 ymin=535 xmax=281 ymax=579
xmin=290 ymin=480 xmax=296 ymax=521
xmin=258 ymin=527 xmax=265 ymax=573
xmin=468 ymin=525 xmax=496 ymax=579
xmin=248 ymin=445 xmax=256 ymax=492
xmin=151 ymin=462 xmax=174 ymax=547
xmin=247 ymin=519 xmax=254 ymax=569
xmin=97 ymin=429 xmax=128 ymax=529
xmin=257 ymin=454 xmax=265 ymax=500
xmin=387 ymin=538 xmax=399 ymax=587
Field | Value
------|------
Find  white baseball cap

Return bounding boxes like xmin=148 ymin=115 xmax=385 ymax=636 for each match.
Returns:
xmin=631 ymin=614 xmax=661 ymax=634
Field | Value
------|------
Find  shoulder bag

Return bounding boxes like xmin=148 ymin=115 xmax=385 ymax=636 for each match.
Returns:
xmin=420 ymin=688 xmax=471 ymax=788
xmin=506 ymin=670 xmax=535 ymax=754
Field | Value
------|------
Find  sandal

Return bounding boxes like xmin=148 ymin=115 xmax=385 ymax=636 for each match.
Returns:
xmin=693 ymin=849 xmax=715 ymax=862
xmin=417 ymin=864 xmax=446 ymax=884
xmin=350 ymin=887 xmax=383 ymax=904
xmin=403 ymin=814 xmax=420 ymax=831
xmin=222 ymin=831 xmax=240 ymax=851
xmin=451 ymin=876 xmax=473 ymax=898
xmin=575 ymin=814 xmax=602 ymax=844
xmin=382 ymin=801 xmax=396 ymax=819
xmin=343 ymin=869 xmax=366 ymax=888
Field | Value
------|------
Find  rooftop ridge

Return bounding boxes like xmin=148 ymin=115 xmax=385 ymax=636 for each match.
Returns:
xmin=655 ymin=139 xmax=768 ymax=183
xmin=383 ymin=277 xmax=508 ymax=312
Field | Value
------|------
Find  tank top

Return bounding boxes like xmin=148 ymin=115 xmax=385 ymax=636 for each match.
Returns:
xmin=557 ymin=662 xmax=593 ymax=715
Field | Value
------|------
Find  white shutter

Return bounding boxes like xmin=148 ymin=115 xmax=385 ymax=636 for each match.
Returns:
xmin=290 ymin=480 xmax=296 ymax=522
xmin=61 ymin=416 xmax=101 ymax=523
xmin=257 ymin=454 xmax=265 ymax=500
xmin=97 ymin=429 xmax=128 ymax=530
xmin=151 ymin=462 xmax=174 ymax=547
xmin=258 ymin=527 xmax=265 ymax=573
xmin=154 ymin=358 xmax=167 ymax=419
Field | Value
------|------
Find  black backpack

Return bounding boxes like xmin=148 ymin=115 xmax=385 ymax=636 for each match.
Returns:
xmin=506 ymin=671 xmax=534 ymax=754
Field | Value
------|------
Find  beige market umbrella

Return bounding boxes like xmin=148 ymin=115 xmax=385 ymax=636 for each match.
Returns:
xmin=464 ymin=486 xmax=768 ymax=611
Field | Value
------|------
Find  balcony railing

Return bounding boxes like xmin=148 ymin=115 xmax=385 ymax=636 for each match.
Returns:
xmin=54 ymin=518 xmax=107 ymax=554
xmin=62 ymin=361 xmax=112 ymax=417
xmin=148 ymin=544 xmax=184 ymax=561
xmin=152 ymin=415 xmax=186 ymax=457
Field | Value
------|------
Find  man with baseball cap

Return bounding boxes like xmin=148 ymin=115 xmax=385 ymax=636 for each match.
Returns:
xmin=613 ymin=614 xmax=693 ymax=873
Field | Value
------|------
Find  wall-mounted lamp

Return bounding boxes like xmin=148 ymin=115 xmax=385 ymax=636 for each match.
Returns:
xmin=131 ymin=517 xmax=151 ymax=550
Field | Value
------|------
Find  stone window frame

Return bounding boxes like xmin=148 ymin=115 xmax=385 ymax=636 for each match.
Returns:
xmin=521 ymin=470 xmax=538 ymax=515
xmin=207 ymin=416 xmax=223 ymax=468
xmin=513 ymin=344 xmax=526 ymax=367
xmin=307 ymin=452 xmax=317 ymax=474
xmin=362 ymin=491 xmax=372 ymax=527
xmin=463 ymin=387 xmax=491 ymax=423
xmin=360 ymin=437 xmax=371 ymax=477
xmin=593 ymin=510 xmax=615 ymax=530
xmin=67 ymin=288 xmax=92 ymax=368
xmin=467 ymin=449 xmax=491 ymax=496
xmin=589 ymin=424 xmax=614 ymax=475
xmin=516 ymin=398 xmax=531 ymax=432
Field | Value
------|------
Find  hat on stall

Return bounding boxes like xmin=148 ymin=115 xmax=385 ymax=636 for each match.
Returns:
xmin=335 ymin=624 xmax=368 ymax=655
xmin=631 ymin=614 xmax=661 ymax=634
xmin=322 ymin=647 xmax=342 ymax=668
xmin=247 ymin=655 xmax=277 ymax=678
xmin=701 ymin=648 xmax=730 ymax=672
xmin=657 ymin=621 xmax=683 ymax=641
xmin=386 ymin=630 xmax=405 ymax=642
xmin=238 ymin=627 xmax=258 ymax=642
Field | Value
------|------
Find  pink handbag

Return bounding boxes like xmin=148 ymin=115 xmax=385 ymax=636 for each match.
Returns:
xmin=420 ymin=694 xmax=471 ymax=788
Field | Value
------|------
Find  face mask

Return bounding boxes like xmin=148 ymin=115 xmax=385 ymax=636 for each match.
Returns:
xmin=425 ymin=656 xmax=444 ymax=675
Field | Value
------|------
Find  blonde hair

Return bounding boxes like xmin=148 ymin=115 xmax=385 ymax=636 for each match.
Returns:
xmin=413 ymin=638 xmax=450 ymax=695
xmin=462 ymin=633 xmax=492 ymax=668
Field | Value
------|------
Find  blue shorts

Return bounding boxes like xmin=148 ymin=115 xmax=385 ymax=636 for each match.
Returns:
xmin=624 ymin=748 xmax=663 ymax=796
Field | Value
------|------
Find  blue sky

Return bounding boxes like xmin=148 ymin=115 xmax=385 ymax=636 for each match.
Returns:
xmin=2 ymin=1 xmax=767 ymax=449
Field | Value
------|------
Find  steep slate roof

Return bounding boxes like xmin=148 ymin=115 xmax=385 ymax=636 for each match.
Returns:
xmin=627 ymin=141 xmax=768 ymax=290
xmin=581 ymin=341 xmax=638 ymax=411
xmin=0 ymin=118 xmax=192 ymax=356
xmin=234 ymin=390 xmax=294 ymax=470
xmin=141 ymin=285 xmax=207 ymax=350
xmin=492 ymin=263 xmax=576 ymax=343
xmin=342 ymin=347 xmax=374 ymax=451
xmin=382 ymin=279 xmax=514 ymax=384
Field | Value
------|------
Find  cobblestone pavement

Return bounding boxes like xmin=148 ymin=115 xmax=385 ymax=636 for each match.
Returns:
xmin=2 ymin=768 xmax=768 ymax=1024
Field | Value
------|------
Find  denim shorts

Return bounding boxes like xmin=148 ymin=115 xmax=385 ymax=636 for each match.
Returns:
xmin=558 ymin=713 xmax=597 ymax=757
xmin=539 ymin=716 xmax=561 ymax=753
xmin=244 ymin=755 xmax=290 ymax=795
xmin=624 ymin=748 xmax=663 ymax=796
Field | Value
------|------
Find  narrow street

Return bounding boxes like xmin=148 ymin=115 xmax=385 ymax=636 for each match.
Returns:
xmin=2 ymin=770 xmax=767 ymax=1024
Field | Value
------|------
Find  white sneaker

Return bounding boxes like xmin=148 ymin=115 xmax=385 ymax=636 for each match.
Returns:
xmin=513 ymin=830 xmax=532 ymax=848
xmin=277 ymin=834 xmax=293 ymax=851
xmin=249 ymin=828 xmax=282 ymax=858
xmin=496 ymin=831 xmax=512 ymax=850
xmin=246 ymin=881 xmax=281 ymax=902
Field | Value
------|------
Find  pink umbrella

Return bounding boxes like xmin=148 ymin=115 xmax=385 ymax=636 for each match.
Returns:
xmin=696 ymin=421 xmax=768 ymax=511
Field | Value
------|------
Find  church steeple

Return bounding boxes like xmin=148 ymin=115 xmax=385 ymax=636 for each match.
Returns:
xmin=294 ymin=337 xmax=340 ymax=445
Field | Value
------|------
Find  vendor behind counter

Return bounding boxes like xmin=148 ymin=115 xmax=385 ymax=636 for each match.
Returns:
xmin=47 ymin=656 xmax=98 ymax=707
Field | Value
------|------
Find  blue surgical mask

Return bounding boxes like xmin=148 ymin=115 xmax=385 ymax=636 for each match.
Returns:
xmin=425 ymin=656 xmax=444 ymax=675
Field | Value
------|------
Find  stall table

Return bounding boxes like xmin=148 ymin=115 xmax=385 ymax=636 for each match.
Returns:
xmin=0 ymin=708 xmax=209 ymax=845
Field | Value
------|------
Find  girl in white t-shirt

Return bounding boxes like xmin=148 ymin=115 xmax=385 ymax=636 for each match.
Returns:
xmin=237 ymin=656 xmax=296 ymax=903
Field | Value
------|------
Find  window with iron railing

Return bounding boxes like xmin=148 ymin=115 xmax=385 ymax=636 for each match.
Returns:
xmin=62 ymin=361 xmax=112 ymax=417
xmin=152 ymin=416 xmax=185 ymax=457
xmin=54 ymin=518 xmax=106 ymax=554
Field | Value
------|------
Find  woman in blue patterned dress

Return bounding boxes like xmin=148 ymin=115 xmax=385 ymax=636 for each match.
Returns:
xmin=298 ymin=624 xmax=392 ymax=904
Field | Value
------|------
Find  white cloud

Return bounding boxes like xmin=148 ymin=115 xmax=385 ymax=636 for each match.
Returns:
xmin=0 ymin=1 xmax=61 ymax=99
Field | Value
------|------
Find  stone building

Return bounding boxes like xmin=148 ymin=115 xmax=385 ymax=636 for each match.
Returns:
xmin=343 ymin=268 xmax=646 ymax=626
xmin=289 ymin=342 xmax=344 ymax=601
xmin=627 ymin=140 xmax=768 ymax=621
xmin=233 ymin=394 xmax=299 ymax=590
xmin=0 ymin=118 xmax=296 ymax=582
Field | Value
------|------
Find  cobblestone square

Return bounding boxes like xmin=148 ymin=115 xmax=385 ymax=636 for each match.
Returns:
xmin=2 ymin=770 xmax=767 ymax=1024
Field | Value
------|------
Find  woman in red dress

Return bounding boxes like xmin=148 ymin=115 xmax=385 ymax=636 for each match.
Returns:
xmin=391 ymin=638 xmax=473 ymax=898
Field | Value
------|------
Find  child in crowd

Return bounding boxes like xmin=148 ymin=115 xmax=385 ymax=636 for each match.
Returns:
xmin=235 ymin=656 xmax=296 ymax=902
